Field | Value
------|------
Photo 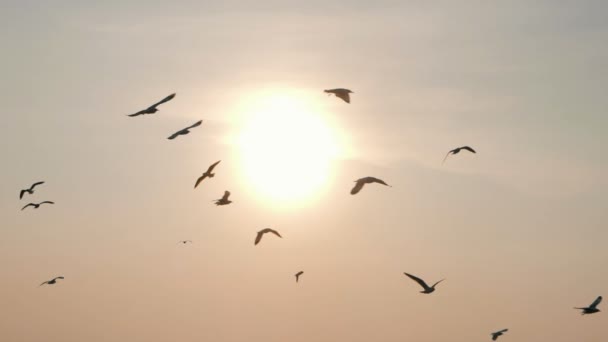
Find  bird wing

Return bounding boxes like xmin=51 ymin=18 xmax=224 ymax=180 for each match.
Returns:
xmin=39 ymin=281 xmax=48 ymax=286
xmin=222 ymin=191 xmax=231 ymax=200
xmin=268 ymin=229 xmax=282 ymax=238
xmin=167 ymin=129 xmax=185 ymax=140
xmin=461 ymin=146 xmax=476 ymax=153
xmin=54 ymin=276 xmax=64 ymax=281
xmin=497 ymin=329 xmax=508 ymax=334
xmin=590 ymin=296 xmax=602 ymax=309
xmin=492 ymin=335 xmax=498 ymax=341
xmin=403 ymin=272 xmax=430 ymax=290
xmin=149 ymin=93 xmax=176 ymax=109
xmin=187 ymin=120 xmax=203 ymax=130
xmin=370 ymin=177 xmax=390 ymax=187
xmin=40 ymin=201 xmax=54 ymax=205
xmin=19 ymin=189 xmax=26 ymax=199
xmin=31 ymin=181 xmax=45 ymax=189
xmin=442 ymin=150 xmax=455 ymax=164
xmin=194 ymin=175 xmax=207 ymax=188
xmin=350 ymin=180 xmax=365 ymax=195
xmin=335 ymin=92 xmax=350 ymax=103
xmin=431 ymin=279 xmax=445 ymax=288
xmin=254 ymin=231 xmax=264 ymax=245
xmin=127 ymin=110 xmax=146 ymax=117
xmin=21 ymin=203 xmax=34 ymax=210
xmin=207 ymin=160 xmax=221 ymax=173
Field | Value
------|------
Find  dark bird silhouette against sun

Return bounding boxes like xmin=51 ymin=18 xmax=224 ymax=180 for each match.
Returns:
xmin=214 ymin=191 xmax=232 ymax=206
xmin=21 ymin=201 xmax=54 ymax=211
xmin=491 ymin=329 xmax=508 ymax=341
xmin=254 ymin=228 xmax=282 ymax=245
xmin=324 ymin=88 xmax=353 ymax=103
xmin=295 ymin=271 xmax=304 ymax=283
xmin=167 ymin=120 xmax=203 ymax=140
xmin=351 ymin=177 xmax=391 ymax=195
xmin=40 ymin=276 xmax=64 ymax=286
xmin=403 ymin=272 xmax=444 ymax=294
xmin=195 ymin=160 xmax=221 ymax=188
xmin=443 ymin=146 xmax=476 ymax=164
xmin=575 ymin=296 xmax=602 ymax=315
xmin=127 ymin=93 xmax=176 ymax=117
xmin=19 ymin=181 xmax=45 ymax=200
xmin=178 ymin=240 xmax=193 ymax=244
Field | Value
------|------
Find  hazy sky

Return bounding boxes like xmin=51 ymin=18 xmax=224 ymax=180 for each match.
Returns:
xmin=1 ymin=1 xmax=607 ymax=342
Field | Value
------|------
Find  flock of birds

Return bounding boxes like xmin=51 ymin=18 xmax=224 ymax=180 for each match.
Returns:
xmin=21 ymin=87 xmax=601 ymax=341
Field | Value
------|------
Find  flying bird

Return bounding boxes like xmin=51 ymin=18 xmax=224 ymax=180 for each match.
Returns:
xmin=194 ymin=160 xmax=221 ymax=188
xmin=19 ymin=181 xmax=45 ymax=199
xmin=40 ymin=276 xmax=64 ymax=286
xmin=491 ymin=329 xmax=508 ymax=341
xmin=178 ymin=240 xmax=193 ymax=244
xmin=214 ymin=191 xmax=232 ymax=206
xmin=167 ymin=120 xmax=203 ymax=140
xmin=403 ymin=272 xmax=444 ymax=294
xmin=295 ymin=271 xmax=304 ymax=283
xmin=443 ymin=146 xmax=476 ymax=164
xmin=255 ymin=228 xmax=282 ymax=245
xmin=324 ymin=88 xmax=353 ymax=103
xmin=351 ymin=177 xmax=391 ymax=195
xmin=575 ymin=296 xmax=602 ymax=315
xmin=127 ymin=93 xmax=176 ymax=117
xmin=21 ymin=201 xmax=54 ymax=211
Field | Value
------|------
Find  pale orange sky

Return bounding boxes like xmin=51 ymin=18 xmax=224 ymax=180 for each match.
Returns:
xmin=1 ymin=1 xmax=607 ymax=342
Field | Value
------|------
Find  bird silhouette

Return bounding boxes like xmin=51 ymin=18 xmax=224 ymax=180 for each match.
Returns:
xmin=21 ymin=201 xmax=54 ymax=211
xmin=214 ymin=191 xmax=232 ymax=206
xmin=167 ymin=120 xmax=203 ymax=140
xmin=403 ymin=272 xmax=444 ymax=294
xmin=194 ymin=160 xmax=221 ymax=188
xmin=443 ymin=146 xmax=476 ymax=164
xmin=19 ymin=181 xmax=45 ymax=199
xmin=127 ymin=93 xmax=176 ymax=117
xmin=255 ymin=228 xmax=282 ymax=245
xmin=178 ymin=240 xmax=193 ymax=244
xmin=491 ymin=329 xmax=508 ymax=341
xmin=575 ymin=296 xmax=602 ymax=315
xmin=295 ymin=271 xmax=304 ymax=283
xmin=324 ymin=88 xmax=353 ymax=103
xmin=351 ymin=177 xmax=391 ymax=195
xmin=40 ymin=276 xmax=64 ymax=286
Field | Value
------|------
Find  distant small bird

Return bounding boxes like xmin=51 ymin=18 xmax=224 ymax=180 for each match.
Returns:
xmin=21 ymin=201 xmax=54 ymax=211
xmin=351 ymin=177 xmax=391 ymax=195
xmin=214 ymin=191 xmax=232 ymax=206
xmin=491 ymin=329 xmax=508 ymax=341
xmin=128 ymin=93 xmax=176 ymax=117
xmin=40 ymin=276 xmax=64 ymax=286
xmin=195 ymin=160 xmax=221 ymax=188
xmin=324 ymin=88 xmax=353 ymax=103
xmin=167 ymin=120 xmax=203 ymax=140
xmin=19 ymin=181 xmax=45 ymax=199
xmin=443 ymin=146 xmax=476 ymax=164
xmin=178 ymin=240 xmax=193 ymax=244
xmin=403 ymin=272 xmax=444 ymax=294
xmin=295 ymin=271 xmax=304 ymax=283
xmin=255 ymin=228 xmax=282 ymax=245
xmin=575 ymin=296 xmax=602 ymax=315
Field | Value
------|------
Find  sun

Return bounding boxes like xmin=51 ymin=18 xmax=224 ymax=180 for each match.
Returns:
xmin=236 ymin=91 xmax=343 ymax=204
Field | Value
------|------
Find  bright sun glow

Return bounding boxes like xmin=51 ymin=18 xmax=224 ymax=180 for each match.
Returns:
xmin=237 ymin=91 xmax=342 ymax=203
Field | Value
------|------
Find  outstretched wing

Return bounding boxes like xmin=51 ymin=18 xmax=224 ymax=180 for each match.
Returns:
xmin=254 ymin=231 xmax=264 ymax=245
xmin=350 ymin=180 xmax=365 ymax=195
xmin=461 ymin=146 xmax=476 ymax=153
xmin=222 ymin=191 xmax=231 ymax=201
xmin=127 ymin=110 xmax=146 ymax=117
xmin=149 ymin=93 xmax=176 ymax=109
xmin=590 ymin=296 xmax=602 ymax=309
xmin=207 ymin=160 xmax=221 ymax=173
xmin=268 ymin=229 xmax=282 ymax=238
xmin=167 ymin=129 xmax=184 ymax=140
xmin=403 ymin=272 xmax=430 ymax=290
xmin=431 ymin=279 xmax=445 ymax=288
xmin=370 ymin=177 xmax=390 ymax=187
xmin=19 ymin=189 xmax=26 ymax=199
xmin=31 ymin=181 xmax=45 ymax=189
xmin=194 ymin=175 xmax=207 ymax=188
xmin=442 ymin=151 xmax=452 ymax=164
xmin=39 ymin=281 xmax=48 ymax=286
xmin=40 ymin=201 xmax=54 ymax=205
xmin=21 ymin=203 xmax=35 ymax=211
xmin=335 ymin=92 xmax=350 ymax=103
xmin=54 ymin=276 xmax=64 ymax=281
xmin=497 ymin=329 xmax=508 ymax=334
xmin=187 ymin=120 xmax=203 ymax=130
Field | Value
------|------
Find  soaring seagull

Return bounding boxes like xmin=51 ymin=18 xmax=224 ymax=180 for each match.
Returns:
xmin=178 ymin=240 xmax=193 ymax=244
xmin=40 ymin=276 xmax=64 ymax=286
xmin=403 ymin=272 xmax=444 ymax=294
xmin=491 ymin=329 xmax=508 ymax=341
xmin=324 ymin=88 xmax=353 ymax=103
xmin=167 ymin=120 xmax=203 ymax=140
xmin=295 ymin=271 xmax=304 ymax=283
xmin=20 ymin=181 xmax=45 ymax=199
xmin=443 ymin=146 xmax=476 ymax=164
xmin=351 ymin=177 xmax=391 ymax=195
xmin=575 ymin=296 xmax=602 ymax=315
xmin=214 ymin=191 xmax=232 ymax=206
xmin=255 ymin=228 xmax=282 ymax=245
xmin=21 ymin=201 xmax=54 ymax=211
xmin=127 ymin=93 xmax=176 ymax=117
xmin=194 ymin=160 xmax=221 ymax=188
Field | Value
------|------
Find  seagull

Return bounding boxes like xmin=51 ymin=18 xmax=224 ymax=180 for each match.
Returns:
xmin=351 ymin=177 xmax=391 ymax=195
xmin=324 ymin=88 xmax=353 ymax=103
xmin=127 ymin=93 xmax=176 ymax=117
xmin=40 ymin=276 xmax=64 ymax=286
xmin=178 ymin=240 xmax=193 ymax=244
xmin=194 ymin=160 xmax=221 ymax=188
xmin=403 ymin=272 xmax=444 ymax=294
xmin=255 ymin=228 xmax=282 ymax=245
xmin=443 ymin=146 xmax=476 ymax=164
xmin=491 ymin=329 xmax=508 ymax=341
xmin=19 ymin=181 xmax=45 ymax=199
xmin=575 ymin=296 xmax=602 ymax=315
xmin=167 ymin=120 xmax=203 ymax=140
xmin=214 ymin=191 xmax=232 ymax=206
xmin=21 ymin=201 xmax=54 ymax=211
xmin=295 ymin=271 xmax=304 ymax=283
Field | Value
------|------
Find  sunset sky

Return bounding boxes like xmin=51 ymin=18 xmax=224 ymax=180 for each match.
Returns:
xmin=1 ymin=1 xmax=607 ymax=341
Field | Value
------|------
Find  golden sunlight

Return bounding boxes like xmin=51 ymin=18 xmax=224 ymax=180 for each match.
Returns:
xmin=236 ymin=91 xmax=343 ymax=203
